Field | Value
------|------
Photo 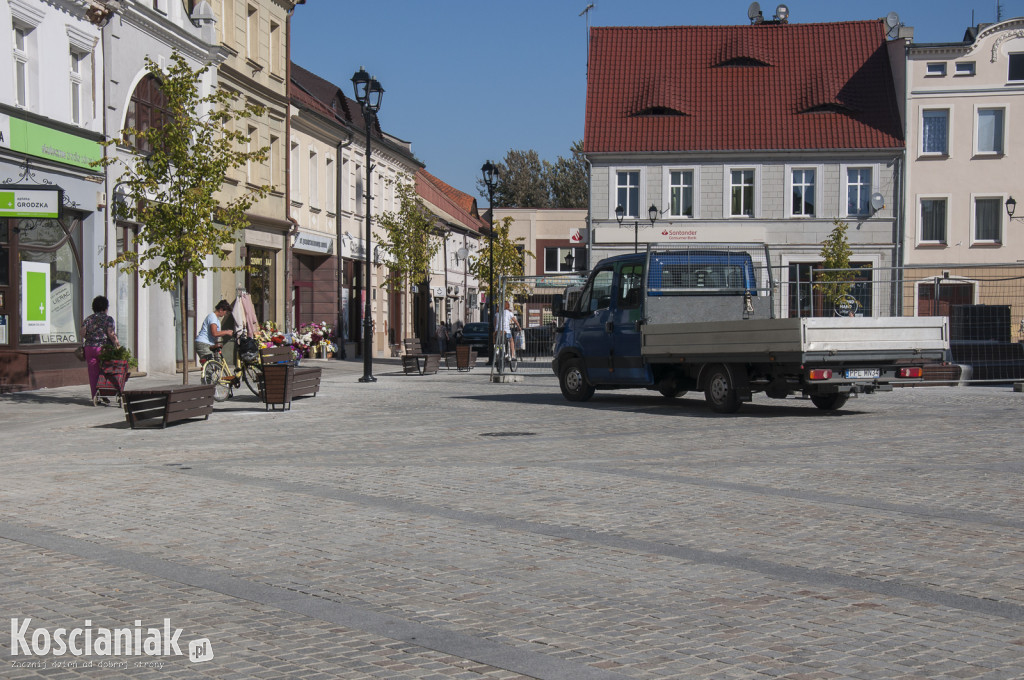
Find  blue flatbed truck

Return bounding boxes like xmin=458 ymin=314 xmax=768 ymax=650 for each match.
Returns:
xmin=551 ymin=246 xmax=949 ymax=413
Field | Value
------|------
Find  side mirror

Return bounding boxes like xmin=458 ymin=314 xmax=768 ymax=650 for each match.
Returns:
xmin=552 ymin=294 xmax=564 ymax=317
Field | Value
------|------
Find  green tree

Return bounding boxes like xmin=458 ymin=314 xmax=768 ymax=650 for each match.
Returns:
xmin=816 ymin=219 xmax=854 ymax=307
xmin=548 ymin=140 xmax=588 ymax=209
xmin=479 ymin=149 xmax=550 ymax=208
xmin=469 ymin=216 xmax=535 ymax=302
xmin=377 ymin=175 xmax=441 ymax=293
xmin=95 ymin=53 xmax=270 ymax=383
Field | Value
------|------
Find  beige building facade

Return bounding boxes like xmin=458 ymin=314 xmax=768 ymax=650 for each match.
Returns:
xmin=905 ymin=19 xmax=1024 ymax=267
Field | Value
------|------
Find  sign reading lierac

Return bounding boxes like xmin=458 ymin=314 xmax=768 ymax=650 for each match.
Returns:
xmin=0 ymin=185 xmax=61 ymax=218
xmin=0 ymin=112 xmax=103 ymax=170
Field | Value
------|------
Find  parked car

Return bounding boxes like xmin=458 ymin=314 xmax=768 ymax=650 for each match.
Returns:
xmin=455 ymin=322 xmax=491 ymax=357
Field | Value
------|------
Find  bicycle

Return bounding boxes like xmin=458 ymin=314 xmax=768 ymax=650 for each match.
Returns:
xmin=493 ymin=330 xmax=519 ymax=374
xmin=199 ymin=336 xmax=262 ymax=402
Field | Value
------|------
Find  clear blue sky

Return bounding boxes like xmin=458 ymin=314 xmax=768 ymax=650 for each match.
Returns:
xmin=291 ymin=0 xmax=1024 ymax=204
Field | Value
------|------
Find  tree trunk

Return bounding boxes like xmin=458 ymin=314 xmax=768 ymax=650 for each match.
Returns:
xmin=180 ymin=280 xmax=189 ymax=385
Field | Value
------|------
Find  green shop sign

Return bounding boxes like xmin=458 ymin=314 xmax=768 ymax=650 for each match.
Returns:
xmin=0 ymin=112 xmax=102 ymax=170
xmin=0 ymin=185 xmax=61 ymax=218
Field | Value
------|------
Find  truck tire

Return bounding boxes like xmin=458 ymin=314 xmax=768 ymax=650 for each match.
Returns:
xmin=559 ymin=358 xmax=595 ymax=402
xmin=704 ymin=364 xmax=741 ymax=413
xmin=810 ymin=393 xmax=850 ymax=411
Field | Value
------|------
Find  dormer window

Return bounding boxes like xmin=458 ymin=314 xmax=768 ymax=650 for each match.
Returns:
xmin=632 ymin=106 xmax=687 ymax=117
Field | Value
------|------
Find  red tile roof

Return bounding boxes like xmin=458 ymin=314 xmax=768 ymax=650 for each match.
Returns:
xmin=290 ymin=62 xmax=381 ymax=139
xmin=419 ymin=169 xmax=480 ymax=219
xmin=584 ymin=21 xmax=903 ymax=154
xmin=415 ymin=170 xmax=486 ymax=234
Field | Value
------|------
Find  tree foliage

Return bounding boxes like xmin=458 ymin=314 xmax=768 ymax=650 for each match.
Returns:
xmin=95 ymin=52 xmax=271 ymax=382
xmin=477 ymin=141 xmax=588 ymax=210
xmin=816 ymin=219 xmax=854 ymax=306
xmin=548 ymin=140 xmax=588 ymax=209
xmin=376 ymin=175 xmax=441 ymax=292
xmin=469 ymin=216 xmax=535 ymax=301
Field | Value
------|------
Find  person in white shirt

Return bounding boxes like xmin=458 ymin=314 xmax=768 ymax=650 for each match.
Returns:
xmin=497 ymin=301 xmax=521 ymax=359
xmin=195 ymin=299 xmax=235 ymax=362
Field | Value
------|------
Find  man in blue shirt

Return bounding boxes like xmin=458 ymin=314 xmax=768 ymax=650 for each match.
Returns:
xmin=195 ymin=299 xmax=235 ymax=363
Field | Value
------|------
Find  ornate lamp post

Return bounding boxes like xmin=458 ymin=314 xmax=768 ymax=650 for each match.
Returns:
xmin=615 ymin=203 xmax=659 ymax=254
xmin=352 ymin=67 xmax=384 ymax=383
xmin=1006 ymin=196 xmax=1022 ymax=222
xmin=481 ymin=161 xmax=500 ymax=364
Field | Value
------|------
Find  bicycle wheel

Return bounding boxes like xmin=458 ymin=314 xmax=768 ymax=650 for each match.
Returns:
xmin=242 ymin=361 xmax=262 ymax=397
xmin=202 ymin=361 xmax=230 ymax=402
xmin=494 ymin=343 xmax=505 ymax=374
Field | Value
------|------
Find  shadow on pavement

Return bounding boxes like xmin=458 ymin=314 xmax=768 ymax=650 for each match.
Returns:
xmin=452 ymin=390 xmax=865 ymax=418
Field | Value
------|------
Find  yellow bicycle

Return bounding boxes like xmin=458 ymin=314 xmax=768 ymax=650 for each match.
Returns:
xmin=200 ymin=337 xmax=262 ymax=402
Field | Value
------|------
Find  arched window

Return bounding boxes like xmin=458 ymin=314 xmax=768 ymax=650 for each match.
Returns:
xmin=125 ymin=74 xmax=170 ymax=153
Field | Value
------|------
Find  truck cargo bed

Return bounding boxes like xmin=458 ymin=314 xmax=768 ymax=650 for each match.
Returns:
xmin=642 ymin=317 xmax=949 ymax=363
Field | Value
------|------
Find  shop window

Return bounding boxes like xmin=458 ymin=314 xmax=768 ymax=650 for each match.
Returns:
xmin=16 ymin=216 xmax=83 ymax=345
xmin=245 ymin=246 xmax=275 ymax=324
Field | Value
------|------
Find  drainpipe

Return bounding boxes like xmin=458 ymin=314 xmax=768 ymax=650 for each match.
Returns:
xmin=283 ymin=1 xmax=301 ymax=333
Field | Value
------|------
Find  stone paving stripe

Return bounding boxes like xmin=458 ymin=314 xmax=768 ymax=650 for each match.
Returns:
xmin=0 ymin=521 xmax=633 ymax=680
xmin=174 ymin=466 xmax=1024 ymax=623
xmin=562 ymin=464 xmax=1024 ymax=530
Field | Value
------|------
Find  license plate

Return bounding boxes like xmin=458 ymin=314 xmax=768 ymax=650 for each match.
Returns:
xmin=845 ymin=368 xmax=880 ymax=379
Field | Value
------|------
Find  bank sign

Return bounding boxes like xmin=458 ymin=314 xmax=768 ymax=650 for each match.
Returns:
xmin=0 ymin=185 xmax=61 ymax=218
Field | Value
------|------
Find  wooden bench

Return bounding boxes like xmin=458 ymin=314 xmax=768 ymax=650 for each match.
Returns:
xmin=292 ymin=365 xmax=322 ymax=398
xmin=122 ymin=383 xmax=215 ymax=429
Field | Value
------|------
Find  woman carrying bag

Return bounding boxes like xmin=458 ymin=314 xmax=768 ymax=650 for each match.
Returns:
xmin=81 ymin=295 xmax=119 ymax=404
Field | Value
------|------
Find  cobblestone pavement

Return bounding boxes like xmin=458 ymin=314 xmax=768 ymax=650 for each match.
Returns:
xmin=1 ymin=358 xmax=1022 ymax=679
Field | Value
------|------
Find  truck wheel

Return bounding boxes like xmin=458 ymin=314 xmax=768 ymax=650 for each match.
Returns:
xmin=704 ymin=364 xmax=741 ymax=413
xmin=559 ymin=359 xmax=595 ymax=402
xmin=810 ymin=393 xmax=850 ymax=411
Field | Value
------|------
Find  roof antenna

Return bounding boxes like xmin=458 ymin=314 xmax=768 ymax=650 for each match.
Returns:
xmin=581 ymin=3 xmax=595 ymax=77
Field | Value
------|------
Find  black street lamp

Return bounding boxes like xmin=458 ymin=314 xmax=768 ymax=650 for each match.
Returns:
xmin=352 ymin=66 xmax=384 ymax=383
xmin=615 ymin=204 xmax=659 ymax=254
xmin=481 ymin=161 xmax=500 ymax=365
xmin=1006 ymin=196 xmax=1022 ymax=222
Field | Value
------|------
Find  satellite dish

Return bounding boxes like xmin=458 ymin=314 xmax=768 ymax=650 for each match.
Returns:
xmin=885 ymin=11 xmax=901 ymax=38
xmin=747 ymin=2 xmax=763 ymax=23
xmin=870 ymin=192 xmax=885 ymax=212
xmin=775 ymin=4 xmax=789 ymax=21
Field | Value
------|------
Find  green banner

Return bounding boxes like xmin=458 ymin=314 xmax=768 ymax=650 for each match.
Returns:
xmin=0 ymin=113 xmax=102 ymax=170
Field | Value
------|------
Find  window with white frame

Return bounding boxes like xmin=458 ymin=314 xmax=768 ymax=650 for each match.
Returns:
xmin=973 ymin=197 xmax=1002 ymax=243
xmin=729 ymin=168 xmax=755 ymax=217
xmin=921 ymin=109 xmax=949 ymax=155
xmin=69 ymin=48 xmax=84 ymax=125
xmin=13 ymin=23 xmax=32 ymax=109
xmin=790 ymin=168 xmax=816 ymax=217
xmin=976 ymin=108 xmax=1005 ymax=155
xmin=926 ymin=62 xmax=946 ymax=76
xmin=668 ymin=169 xmax=694 ymax=217
xmin=309 ymin=149 xmax=319 ymax=208
xmin=268 ymin=135 xmax=279 ymax=189
xmin=616 ymin=170 xmax=641 ymax=217
xmin=290 ymin=142 xmax=300 ymax=201
xmin=544 ymin=246 xmax=586 ymax=273
xmin=955 ymin=61 xmax=975 ymax=76
xmin=326 ymin=156 xmax=335 ymax=211
xmin=246 ymin=5 xmax=258 ymax=62
xmin=269 ymin=21 xmax=280 ymax=75
xmin=1009 ymin=53 xmax=1024 ymax=82
xmin=246 ymin=126 xmax=258 ymax=184
xmin=919 ymin=197 xmax=947 ymax=244
xmin=846 ymin=167 xmax=873 ymax=216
